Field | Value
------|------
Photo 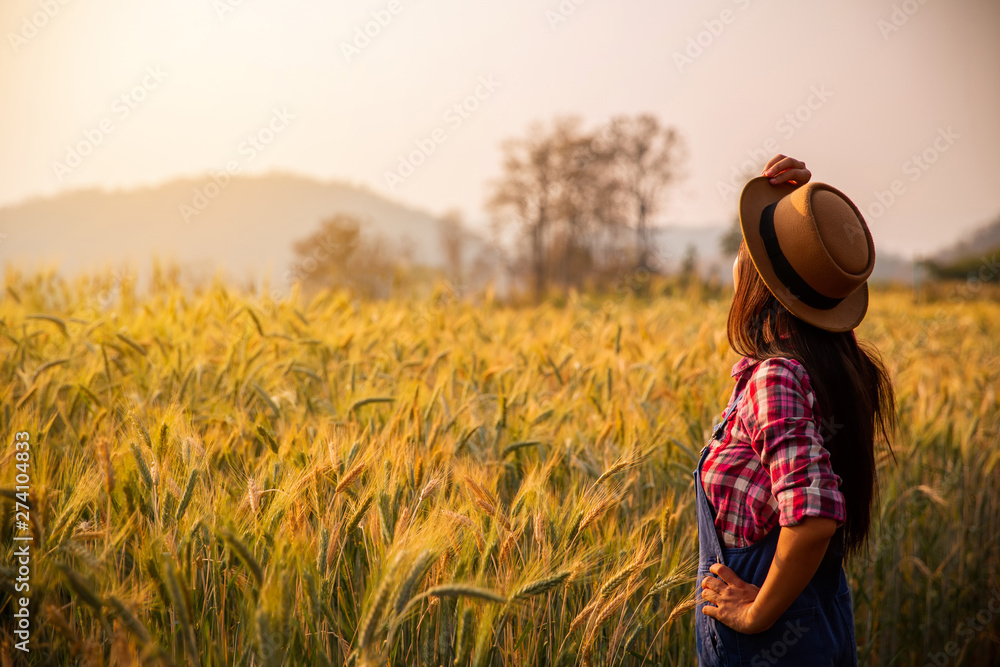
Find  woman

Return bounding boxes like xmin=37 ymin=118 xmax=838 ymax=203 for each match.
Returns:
xmin=694 ymin=155 xmax=896 ymax=665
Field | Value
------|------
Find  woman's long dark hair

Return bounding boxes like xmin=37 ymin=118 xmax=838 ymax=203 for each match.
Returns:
xmin=728 ymin=241 xmax=896 ymax=558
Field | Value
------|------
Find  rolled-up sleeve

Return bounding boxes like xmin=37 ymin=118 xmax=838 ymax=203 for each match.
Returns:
xmin=740 ymin=357 xmax=846 ymax=528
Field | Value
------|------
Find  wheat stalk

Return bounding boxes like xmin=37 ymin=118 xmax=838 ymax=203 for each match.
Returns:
xmin=247 ymin=477 xmax=260 ymax=514
xmin=336 ymin=460 xmax=368 ymax=493
xmin=175 ymin=469 xmax=198 ymax=522
xmin=577 ymin=493 xmax=617 ymax=535
xmin=509 ymin=570 xmax=570 ymax=602
xmin=666 ymin=593 xmax=696 ymax=624
xmin=345 ymin=493 xmax=375 ymax=535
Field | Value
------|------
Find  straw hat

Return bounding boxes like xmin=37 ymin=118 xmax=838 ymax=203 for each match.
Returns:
xmin=738 ymin=177 xmax=875 ymax=332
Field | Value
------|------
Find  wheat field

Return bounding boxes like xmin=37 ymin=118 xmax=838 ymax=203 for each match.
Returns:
xmin=1 ymin=269 xmax=998 ymax=666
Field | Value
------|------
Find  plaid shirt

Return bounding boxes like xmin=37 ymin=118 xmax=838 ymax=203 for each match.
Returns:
xmin=702 ymin=356 xmax=846 ymax=548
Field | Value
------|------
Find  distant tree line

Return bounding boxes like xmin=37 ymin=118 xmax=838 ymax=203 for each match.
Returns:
xmin=290 ymin=113 xmax=685 ymax=300
xmin=287 ymin=210 xmax=491 ymax=300
xmin=921 ymin=252 xmax=1000 ymax=283
xmin=919 ymin=214 xmax=1000 ymax=284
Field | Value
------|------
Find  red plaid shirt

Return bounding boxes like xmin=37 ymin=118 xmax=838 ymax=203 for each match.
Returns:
xmin=702 ymin=356 xmax=846 ymax=548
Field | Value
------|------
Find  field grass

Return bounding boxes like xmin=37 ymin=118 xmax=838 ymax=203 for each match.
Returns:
xmin=0 ymin=269 xmax=998 ymax=666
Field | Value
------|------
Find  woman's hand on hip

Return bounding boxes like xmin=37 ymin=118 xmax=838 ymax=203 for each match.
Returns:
xmin=702 ymin=518 xmax=839 ymax=634
xmin=700 ymin=562 xmax=769 ymax=633
xmin=761 ymin=155 xmax=811 ymax=187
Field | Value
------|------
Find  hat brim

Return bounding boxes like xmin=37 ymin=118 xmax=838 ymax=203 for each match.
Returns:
xmin=738 ymin=176 xmax=868 ymax=333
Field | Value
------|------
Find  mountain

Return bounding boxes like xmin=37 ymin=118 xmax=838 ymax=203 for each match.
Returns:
xmin=0 ymin=173 xmax=921 ymax=293
xmin=0 ymin=173 xmax=467 ymax=291
xmin=920 ymin=214 xmax=1000 ymax=282
xmin=929 ymin=214 xmax=1000 ymax=265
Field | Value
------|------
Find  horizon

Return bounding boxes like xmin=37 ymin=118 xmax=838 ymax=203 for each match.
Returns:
xmin=0 ymin=169 xmax=986 ymax=262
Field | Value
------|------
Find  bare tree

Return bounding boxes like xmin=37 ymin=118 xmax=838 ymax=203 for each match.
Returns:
xmin=487 ymin=114 xmax=682 ymax=297
xmin=599 ymin=114 xmax=684 ymax=271
xmin=486 ymin=120 xmax=562 ymax=298
xmin=547 ymin=119 xmax=629 ymax=286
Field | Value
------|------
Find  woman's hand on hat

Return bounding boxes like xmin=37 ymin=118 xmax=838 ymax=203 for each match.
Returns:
xmin=761 ymin=155 xmax=811 ymax=187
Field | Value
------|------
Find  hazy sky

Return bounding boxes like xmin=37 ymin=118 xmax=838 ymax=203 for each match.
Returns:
xmin=2 ymin=0 xmax=998 ymax=256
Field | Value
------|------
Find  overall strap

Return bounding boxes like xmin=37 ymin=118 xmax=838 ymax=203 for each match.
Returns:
xmin=695 ymin=386 xmax=751 ymax=665
xmin=695 ymin=386 xmax=748 ymax=563
xmin=711 ymin=386 xmax=746 ymax=442
xmin=694 ymin=453 xmax=725 ymax=564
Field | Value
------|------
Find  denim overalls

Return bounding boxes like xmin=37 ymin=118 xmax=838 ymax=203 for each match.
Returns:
xmin=694 ymin=389 xmax=858 ymax=666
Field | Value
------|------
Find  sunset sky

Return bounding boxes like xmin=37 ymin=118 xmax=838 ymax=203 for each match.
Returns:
xmin=2 ymin=0 xmax=998 ymax=257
